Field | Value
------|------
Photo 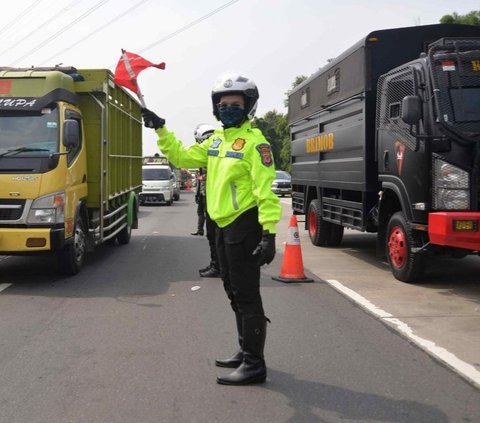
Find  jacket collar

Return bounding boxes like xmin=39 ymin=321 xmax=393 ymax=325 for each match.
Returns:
xmin=223 ymin=120 xmax=251 ymax=137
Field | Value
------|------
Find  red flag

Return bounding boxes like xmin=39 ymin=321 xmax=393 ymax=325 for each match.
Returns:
xmin=113 ymin=50 xmax=165 ymax=94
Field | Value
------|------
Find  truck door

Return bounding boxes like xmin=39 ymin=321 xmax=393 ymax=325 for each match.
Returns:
xmin=377 ymin=64 xmax=430 ymax=222
xmin=64 ymin=109 xmax=87 ymax=238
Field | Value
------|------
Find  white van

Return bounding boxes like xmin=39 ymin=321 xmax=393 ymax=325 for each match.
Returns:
xmin=140 ymin=164 xmax=174 ymax=206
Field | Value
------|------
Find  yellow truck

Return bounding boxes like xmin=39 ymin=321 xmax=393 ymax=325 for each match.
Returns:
xmin=0 ymin=67 xmax=142 ymax=274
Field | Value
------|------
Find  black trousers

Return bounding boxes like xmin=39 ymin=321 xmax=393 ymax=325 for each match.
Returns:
xmin=206 ymin=211 xmax=218 ymax=264
xmin=196 ymin=194 xmax=206 ymax=231
xmin=215 ymin=207 xmax=264 ymax=317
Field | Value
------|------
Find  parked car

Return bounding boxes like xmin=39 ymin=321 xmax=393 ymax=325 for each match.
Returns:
xmin=271 ymin=170 xmax=291 ymax=197
xmin=172 ymin=172 xmax=181 ymax=201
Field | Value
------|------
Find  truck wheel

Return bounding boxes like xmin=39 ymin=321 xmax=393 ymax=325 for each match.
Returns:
xmin=328 ymin=223 xmax=344 ymax=247
xmin=57 ymin=216 xmax=86 ymax=275
xmin=117 ymin=222 xmax=132 ymax=245
xmin=386 ymin=212 xmax=425 ymax=283
xmin=308 ymin=199 xmax=330 ymax=246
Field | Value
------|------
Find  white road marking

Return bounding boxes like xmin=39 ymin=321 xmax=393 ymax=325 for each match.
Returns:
xmin=0 ymin=283 xmax=12 ymax=293
xmin=326 ymin=279 xmax=480 ymax=389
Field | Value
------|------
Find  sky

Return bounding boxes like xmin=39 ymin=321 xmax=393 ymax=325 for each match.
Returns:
xmin=1 ymin=0 xmax=479 ymax=155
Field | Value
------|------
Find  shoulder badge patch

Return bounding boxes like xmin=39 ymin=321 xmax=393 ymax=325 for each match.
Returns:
xmin=256 ymin=143 xmax=273 ymax=167
xmin=232 ymin=138 xmax=246 ymax=151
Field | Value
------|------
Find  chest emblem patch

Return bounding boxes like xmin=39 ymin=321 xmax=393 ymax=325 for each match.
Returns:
xmin=232 ymin=138 xmax=246 ymax=151
xmin=256 ymin=143 xmax=273 ymax=167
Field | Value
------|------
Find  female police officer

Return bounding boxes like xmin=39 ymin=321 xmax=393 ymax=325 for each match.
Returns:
xmin=142 ymin=73 xmax=281 ymax=385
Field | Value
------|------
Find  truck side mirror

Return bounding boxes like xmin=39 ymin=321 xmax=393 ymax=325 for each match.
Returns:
xmin=401 ymin=96 xmax=422 ymax=125
xmin=63 ymin=119 xmax=80 ymax=149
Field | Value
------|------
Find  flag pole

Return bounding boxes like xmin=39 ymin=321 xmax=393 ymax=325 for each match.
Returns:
xmin=120 ymin=49 xmax=147 ymax=108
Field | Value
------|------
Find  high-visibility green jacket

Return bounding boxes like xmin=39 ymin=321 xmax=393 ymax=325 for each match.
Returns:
xmin=155 ymin=121 xmax=282 ymax=233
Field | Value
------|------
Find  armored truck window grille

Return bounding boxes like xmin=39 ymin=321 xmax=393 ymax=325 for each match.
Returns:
xmin=327 ymin=69 xmax=340 ymax=95
xmin=389 ymin=102 xmax=401 ymax=119
xmin=429 ymin=38 xmax=480 ymax=141
xmin=300 ymin=88 xmax=309 ymax=109
xmin=376 ymin=67 xmax=416 ymax=150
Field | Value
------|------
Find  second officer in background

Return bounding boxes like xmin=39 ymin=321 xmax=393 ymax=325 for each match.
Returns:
xmin=192 ymin=123 xmax=220 ymax=278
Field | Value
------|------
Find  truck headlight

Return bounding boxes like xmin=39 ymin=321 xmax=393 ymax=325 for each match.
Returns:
xmin=433 ymin=159 xmax=469 ymax=210
xmin=27 ymin=192 xmax=65 ymax=224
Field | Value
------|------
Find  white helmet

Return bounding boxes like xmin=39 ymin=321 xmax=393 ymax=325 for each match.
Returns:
xmin=194 ymin=123 xmax=216 ymax=143
xmin=211 ymin=73 xmax=259 ymax=120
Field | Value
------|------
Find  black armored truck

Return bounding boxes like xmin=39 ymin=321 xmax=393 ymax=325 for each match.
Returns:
xmin=288 ymin=24 xmax=480 ymax=282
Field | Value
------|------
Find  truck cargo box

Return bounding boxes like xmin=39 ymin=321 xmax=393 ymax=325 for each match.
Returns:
xmin=74 ymin=69 xmax=142 ymax=209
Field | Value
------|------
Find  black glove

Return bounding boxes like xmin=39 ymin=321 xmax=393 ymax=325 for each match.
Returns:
xmin=141 ymin=108 xmax=165 ymax=130
xmin=252 ymin=231 xmax=276 ymax=266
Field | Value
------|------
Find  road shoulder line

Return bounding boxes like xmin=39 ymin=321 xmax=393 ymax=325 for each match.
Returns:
xmin=326 ymin=278 xmax=480 ymax=390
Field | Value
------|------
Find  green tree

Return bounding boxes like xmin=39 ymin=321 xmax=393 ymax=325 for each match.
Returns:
xmin=253 ymin=75 xmax=310 ymax=172
xmin=440 ymin=11 xmax=480 ymax=25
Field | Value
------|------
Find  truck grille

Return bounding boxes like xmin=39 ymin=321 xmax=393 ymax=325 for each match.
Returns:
xmin=0 ymin=199 xmax=25 ymax=220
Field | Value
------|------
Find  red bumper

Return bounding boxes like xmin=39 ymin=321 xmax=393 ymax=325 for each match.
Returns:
xmin=428 ymin=212 xmax=480 ymax=250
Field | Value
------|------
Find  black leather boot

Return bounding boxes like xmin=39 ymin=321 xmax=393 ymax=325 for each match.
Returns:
xmin=217 ymin=315 xmax=267 ymax=385
xmin=215 ymin=313 xmax=243 ymax=368
xmin=199 ymin=262 xmax=213 ymax=274
xmin=191 ymin=230 xmax=204 ymax=236
xmin=199 ymin=263 xmax=220 ymax=278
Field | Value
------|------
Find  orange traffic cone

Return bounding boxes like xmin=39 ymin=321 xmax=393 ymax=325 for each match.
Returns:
xmin=272 ymin=215 xmax=313 ymax=283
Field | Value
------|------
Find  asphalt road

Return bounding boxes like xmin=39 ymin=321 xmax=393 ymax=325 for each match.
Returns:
xmin=0 ymin=191 xmax=479 ymax=423
xmin=277 ymin=197 xmax=480 ymax=390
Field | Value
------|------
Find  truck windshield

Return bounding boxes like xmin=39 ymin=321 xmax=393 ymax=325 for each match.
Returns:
xmin=448 ymin=87 xmax=480 ymax=123
xmin=0 ymin=107 xmax=59 ymax=157
xmin=430 ymin=41 xmax=480 ymax=140
xmin=142 ymin=168 xmax=171 ymax=180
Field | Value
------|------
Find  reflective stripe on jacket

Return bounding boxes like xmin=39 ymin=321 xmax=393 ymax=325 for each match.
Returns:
xmin=155 ymin=121 xmax=281 ymax=233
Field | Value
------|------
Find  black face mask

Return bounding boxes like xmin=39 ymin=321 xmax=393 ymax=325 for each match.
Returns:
xmin=218 ymin=105 xmax=246 ymax=128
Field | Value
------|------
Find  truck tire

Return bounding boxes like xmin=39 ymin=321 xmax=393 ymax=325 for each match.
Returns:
xmin=386 ymin=212 xmax=425 ymax=283
xmin=328 ymin=223 xmax=344 ymax=247
xmin=117 ymin=222 xmax=132 ymax=245
xmin=57 ymin=215 xmax=86 ymax=275
xmin=308 ymin=199 xmax=330 ymax=246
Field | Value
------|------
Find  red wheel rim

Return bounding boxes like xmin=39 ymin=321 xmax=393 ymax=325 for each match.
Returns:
xmin=308 ymin=208 xmax=316 ymax=238
xmin=388 ymin=225 xmax=407 ymax=269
